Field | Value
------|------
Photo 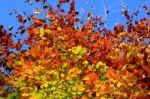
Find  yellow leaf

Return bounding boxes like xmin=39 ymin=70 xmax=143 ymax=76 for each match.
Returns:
xmin=96 ymin=61 xmax=106 ymax=68
xmin=46 ymin=14 xmax=50 ymax=18
xmin=72 ymin=45 xmax=82 ymax=54
xmin=40 ymin=28 xmax=44 ymax=37
xmin=83 ymin=61 xmax=89 ymax=65
xmin=29 ymin=96 xmax=37 ymax=99
xmin=22 ymin=93 xmax=30 ymax=97
xmin=87 ymin=30 xmax=93 ymax=34
xmin=68 ymin=67 xmax=81 ymax=74
xmin=60 ymin=73 xmax=65 ymax=78
xmin=96 ymin=61 xmax=106 ymax=66
xmin=118 ymin=32 xmax=126 ymax=37
xmin=117 ymin=82 xmax=122 ymax=87
xmin=83 ymin=76 xmax=89 ymax=81
xmin=28 ymin=70 xmax=33 ymax=74
xmin=41 ymin=82 xmax=49 ymax=88
xmin=100 ymin=96 xmax=106 ymax=99
xmin=75 ymin=83 xmax=85 ymax=91
xmin=135 ymin=91 xmax=140 ymax=96
xmin=128 ymin=83 xmax=133 ymax=86
xmin=114 ymin=48 xmax=120 ymax=53
xmin=57 ymin=27 xmax=62 ymax=31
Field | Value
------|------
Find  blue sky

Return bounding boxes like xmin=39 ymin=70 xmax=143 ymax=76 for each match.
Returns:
xmin=0 ymin=0 xmax=150 ymax=30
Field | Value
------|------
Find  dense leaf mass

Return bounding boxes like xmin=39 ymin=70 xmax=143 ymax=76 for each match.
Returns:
xmin=0 ymin=0 xmax=150 ymax=98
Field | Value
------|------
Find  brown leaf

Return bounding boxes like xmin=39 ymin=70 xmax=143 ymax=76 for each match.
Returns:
xmin=16 ymin=43 xmax=22 ymax=50
xmin=17 ymin=15 xmax=23 ymax=23
xmin=59 ymin=0 xmax=69 ymax=4
xmin=69 ymin=0 xmax=75 ymax=13
xmin=43 ymin=5 xmax=49 ymax=9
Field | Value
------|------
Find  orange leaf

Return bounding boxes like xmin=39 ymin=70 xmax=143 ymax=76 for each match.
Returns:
xmin=81 ymin=96 xmax=88 ymax=99
xmin=83 ymin=72 xmax=98 ymax=85
xmin=16 ymin=43 xmax=22 ymax=50
xmin=107 ymin=69 xmax=119 ymax=80
xmin=33 ymin=9 xmax=42 ymax=14
xmin=103 ymin=83 xmax=112 ymax=93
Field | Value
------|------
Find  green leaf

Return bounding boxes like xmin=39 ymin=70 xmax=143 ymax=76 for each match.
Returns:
xmin=100 ymin=74 xmax=108 ymax=82
xmin=51 ymin=86 xmax=57 ymax=91
xmin=32 ymin=92 xmax=43 ymax=99
xmin=79 ymin=47 xmax=87 ymax=55
xmin=15 ymin=61 xmax=22 ymax=65
xmin=0 ymin=97 xmax=4 ymax=99
xmin=71 ymin=45 xmax=86 ymax=55
xmin=103 ymin=65 xmax=109 ymax=72
xmin=96 ymin=61 xmax=107 ymax=70
xmin=50 ymin=81 xmax=57 ymax=85
xmin=16 ymin=81 xmax=26 ymax=87
xmin=8 ymin=93 xmax=20 ymax=99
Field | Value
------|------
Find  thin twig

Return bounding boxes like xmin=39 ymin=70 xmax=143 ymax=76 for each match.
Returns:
xmin=101 ymin=0 xmax=107 ymax=27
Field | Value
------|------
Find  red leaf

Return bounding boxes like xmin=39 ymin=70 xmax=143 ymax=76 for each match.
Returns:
xmin=59 ymin=0 xmax=69 ymax=4
xmin=35 ymin=0 xmax=40 ymax=2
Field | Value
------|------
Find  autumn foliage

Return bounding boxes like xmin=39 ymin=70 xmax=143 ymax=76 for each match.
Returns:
xmin=0 ymin=0 xmax=150 ymax=98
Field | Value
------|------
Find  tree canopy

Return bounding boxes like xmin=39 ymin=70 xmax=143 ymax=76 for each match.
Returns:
xmin=0 ymin=0 xmax=150 ymax=98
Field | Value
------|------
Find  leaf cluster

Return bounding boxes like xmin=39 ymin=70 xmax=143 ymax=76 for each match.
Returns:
xmin=0 ymin=0 xmax=150 ymax=98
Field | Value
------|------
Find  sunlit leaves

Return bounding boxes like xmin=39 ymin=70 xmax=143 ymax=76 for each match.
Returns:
xmin=57 ymin=27 xmax=62 ymax=32
xmin=39 ymin=28 xmax=44 ymax=37
xmin=83 ymin=72 xmax=98 ymax=85
xmin=45 ymin=29 xmax=52 ymax=34
xmin=1 ymin=0 xmax=150 ymax=98
xmin=70 ymin=45 xmax=87 ymax=55
xmin=27 ymin=92 xmax=43 ymax=99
